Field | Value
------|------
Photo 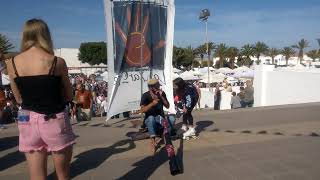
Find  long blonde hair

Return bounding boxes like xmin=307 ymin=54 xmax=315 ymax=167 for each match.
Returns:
xmin=20 ymin=19 xmax=54 ymax=54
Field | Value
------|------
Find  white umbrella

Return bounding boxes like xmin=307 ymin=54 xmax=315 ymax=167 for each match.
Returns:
xmin=200 ymin=73 xmax=226 ymax=83
xmin=100 ymin=71 xmax=108 ymax=82
xmin=1 ymin=74 xmax=10 ymax=85
xmin=217 ymin=67 xmax=233 ymax=74
xmin=233 ymin=66 xmax=250 ymax=73
xmin=173 ymin=68 xmax=182 ymax=73
xmin=178 ymin=71 xmax=200 ymax=81
xmin=232 ymin=69 xmax=254 ymax=78
xmin=172 ymin=73 xmax=179 ymax=79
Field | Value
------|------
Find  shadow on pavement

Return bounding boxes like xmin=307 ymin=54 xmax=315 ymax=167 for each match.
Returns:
xmin=118 ymin=138 xmax=185 ymax=179
xmin=196 ymin=120 xmax=214 ymax=134
xmin=48 ymin=139 xmax=135 ymax=179
xmin=117 ymin=147 xmax=168 ymax=180
xmin=0 ymin=136 xmax=25 ymax=172
xmin=0 ymin=151 xmax=25 ymax=171
xmin=0 ymin=136 xmax=19 ymax=152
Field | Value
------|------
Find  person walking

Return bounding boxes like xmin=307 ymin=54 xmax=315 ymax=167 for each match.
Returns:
xmin=244 ymin=80 xmax=254 ymax=107
xmin=238 ymin=86 xmax=245 ymax=108
xmin=173 ymin=78 xmax=199 ymax=139
xmin=214 ymin=84 xmax=221 ymax=110
xmin=6 ymin=19 xmax=75 ymax=180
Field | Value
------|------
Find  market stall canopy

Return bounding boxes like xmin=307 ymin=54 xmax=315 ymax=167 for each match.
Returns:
xmin=217 ymin=67 xmax=233 ymax=74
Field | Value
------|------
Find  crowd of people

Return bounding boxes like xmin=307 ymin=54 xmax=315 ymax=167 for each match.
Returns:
xmin=69 ymin=74 xmax=108 ymax=121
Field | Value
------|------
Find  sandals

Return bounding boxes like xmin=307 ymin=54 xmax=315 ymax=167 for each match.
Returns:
xmin=150 ymin=137 xmax=161 ymax=155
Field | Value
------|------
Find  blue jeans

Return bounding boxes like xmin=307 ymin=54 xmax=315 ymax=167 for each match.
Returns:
xmin=244 ymin=100 xmax=254 ymax=108
xmin=145 ymin=115 xmax=175 ymax=137
xmin=240 ymin=100 xmax=246 ymax=108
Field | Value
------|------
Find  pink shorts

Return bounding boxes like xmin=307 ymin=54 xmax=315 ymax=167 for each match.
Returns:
xmin=18 ymin=110 xmax=76 ymax=152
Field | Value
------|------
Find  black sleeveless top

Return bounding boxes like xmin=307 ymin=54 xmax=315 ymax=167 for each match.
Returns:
xmin=12 ymin=56 xmax=66 ymax=115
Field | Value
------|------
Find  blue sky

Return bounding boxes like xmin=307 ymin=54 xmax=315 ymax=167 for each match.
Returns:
xmin=1 ymin=0 xmax=319 ymax=51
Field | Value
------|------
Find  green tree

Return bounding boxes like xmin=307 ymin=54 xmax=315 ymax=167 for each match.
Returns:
xmin=214 ymin=43 xmax=228 ymax=68
xmin=182 ymin=46 xmax=195 ymax=68
xmin=173 ymin=46 xmax=183 ymax=68
xmin=172 ymin=46 xmax=194 ymax=68
xmin=241 ymin=44 xmax=254 ymax=66
xmin=267 ymin=48 xmax=279 ymax=64
xmin=193 ymin=59 xmax=201 ymax=67
xmin=201 ymin=60 xmax=213 ymax=67
xmin=306 ymin=50 xmax=319 ymax=62
xmin=292 ymin=39 xmax=309 ymax=64
xmin=236 ymin=55 xmax=244 ymax=67
xmin=254 ymin=41 xmax=269 ymax=62
xmin=78 ymin=42 xmax=107 ymax=65
xmin=0 ymin=34 xmax=14 ymax=54
xmin=281 ymin=47 xmax=296 ymax=65
xmin=226 ymin=47 xmax=239 ymax=69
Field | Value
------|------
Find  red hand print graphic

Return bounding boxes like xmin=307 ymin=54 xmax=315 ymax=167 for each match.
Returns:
xmin=115 ymin=4 xmax=165 ymax=67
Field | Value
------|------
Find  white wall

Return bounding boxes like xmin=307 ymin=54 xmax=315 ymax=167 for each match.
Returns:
xmin=199 ymin=88 xmax=239 ymax=110
xmin=254 ymin=65 xmax=320 ymax=106
xmin=54 ymin=48 xmax=106 ymax=75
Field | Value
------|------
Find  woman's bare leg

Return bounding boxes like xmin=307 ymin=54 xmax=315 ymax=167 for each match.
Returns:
xmin=25 ymin=150 xmax=48 ymax=180
xmin=51 ymin=146 xmax=73 ymax=180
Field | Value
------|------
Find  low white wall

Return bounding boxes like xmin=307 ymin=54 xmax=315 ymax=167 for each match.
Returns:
xmin=254 ymin=65 xmax=320 ymax=106
xmin=199 ymin=88 xmax=239 ymax=110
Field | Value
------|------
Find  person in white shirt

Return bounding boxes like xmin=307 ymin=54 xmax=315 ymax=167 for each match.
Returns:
xmin=230 ymin=92 xmax=242 ymax=109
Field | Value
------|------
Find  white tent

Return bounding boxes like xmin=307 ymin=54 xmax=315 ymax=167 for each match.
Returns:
xmin=100 ymin=71 xmax=108 ymax=82
xmin=200 ymin=73 xmax=226 ymax=83
xmin=233 ymin=66 xmax=250 ymax=73
xmin=1 ymin=74 xmax=10 ymax=85
xmin=217 ymin=67 xmax=233 ymax=74
xmin=198 ymin=67 xmax=216 ymax=73
xmin=191 ymin=69 xmax=203 ymax=77
xmin=232 ymin=69 xmax=254 ymax=78
xmin=172 ymin=72 xmax=179 ymax=80
xmin=179 ymin=71 xmax=201 ymax=81
xmin=173 ymin=68 xmax=182 ymax=73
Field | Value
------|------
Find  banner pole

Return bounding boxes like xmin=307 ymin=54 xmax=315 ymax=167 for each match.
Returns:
xmin=140 ymin=1 xmax=144 ymax=120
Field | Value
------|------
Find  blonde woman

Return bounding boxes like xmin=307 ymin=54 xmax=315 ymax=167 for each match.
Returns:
xmin=6 ymin=19 xmax=75 ymax=180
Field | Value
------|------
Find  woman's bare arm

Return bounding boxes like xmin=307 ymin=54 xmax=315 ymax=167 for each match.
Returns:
xmin=5 ymin=59 xmax=22 ymax=104
xmin=57 ymin=58 xmax=73 ymax=102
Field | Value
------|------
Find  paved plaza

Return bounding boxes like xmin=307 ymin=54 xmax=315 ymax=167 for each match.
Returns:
xmin=1 ymin=103 xmax=320 ymax=180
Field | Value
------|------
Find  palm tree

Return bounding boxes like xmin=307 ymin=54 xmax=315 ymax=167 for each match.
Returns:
xmin=194 ymin=42 xmax=215 ymax=61
xmin=267 ymin=48 xmax=279 ymax=64
xmin=185 ymin=45 xmax=195 ymax=68
xmin=214 ymin=43 xmax=228 ymax=68
xmin=254 ymin=41 xmax=269 ymax=63
xmin=226 ymin=47 xmax=239 ymax=69
xmin=306 ymin=50 xmax=319 ymax=62
xmin=292 ymin=39 xmax=309 ymax=64
xmin=241 ymin=44 xmax=254 ymax=66
xmin=281 ymin=47 xmax=296 ymax=65
xmin=173 ymin=46 xmax=184 ymax=68
xmin=0 ymin=34 xmax=14 ymax=54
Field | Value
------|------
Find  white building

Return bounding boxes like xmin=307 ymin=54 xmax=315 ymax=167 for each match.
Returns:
xmin=54 ymin=48 xmax=107 ymax=75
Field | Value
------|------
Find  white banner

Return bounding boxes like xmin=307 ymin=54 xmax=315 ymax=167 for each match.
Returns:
xmin=104 ymin=0 xmax=175 ymax=120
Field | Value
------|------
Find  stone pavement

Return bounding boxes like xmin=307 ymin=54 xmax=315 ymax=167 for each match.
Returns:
xmin=1 ymin=103 xmax=320 ymax=180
